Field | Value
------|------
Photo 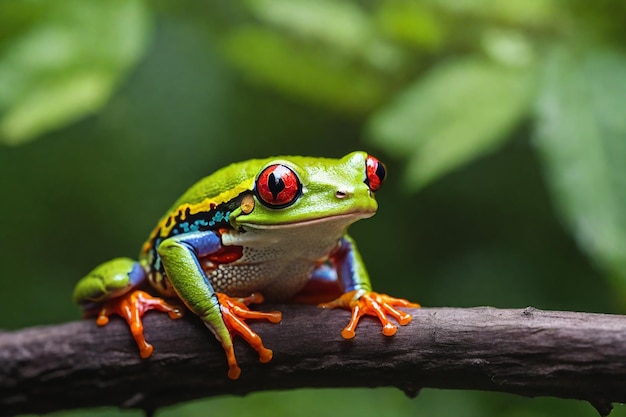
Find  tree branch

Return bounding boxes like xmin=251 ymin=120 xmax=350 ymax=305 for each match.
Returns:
xmin=2 ymin=306 xmax=626 ymax=416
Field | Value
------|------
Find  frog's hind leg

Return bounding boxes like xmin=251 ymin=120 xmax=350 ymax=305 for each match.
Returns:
xmin=73 ymin=257 xmax=183 ymax=358
xmin=158 ymin=231 xmax=281 ymax=379
xmin=216 ymin=293 xmax=282 ymax=364
xmin=73 ymin=257 xmax=146 ymax=308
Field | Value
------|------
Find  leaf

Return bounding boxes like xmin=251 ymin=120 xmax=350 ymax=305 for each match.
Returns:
xmin=0 ymin=0 xmax=150 ymax=145
xmin=367 ymin=58 xmax=536 ymax=189
xmin=374 ymin=1 xmax=446 ymax=51
xmin=216 ymin=0 xmax=413 ymax=113
xmin=534 ymin=46 xmax=626 ymax=288
xmin=220 ymin=27 xmax=389 ymax=113
xmin=428 ymin=0 xmax=558 ymax=28
xmin=246 ymin=0 xmax=372 ymax=52
xmin=245 ymin=0 xmax=405 ymax=73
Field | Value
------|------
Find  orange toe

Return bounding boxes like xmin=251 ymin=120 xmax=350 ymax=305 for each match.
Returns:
xmin=96 ymin=290 xmax=183 ymax=358
xmin=217 ymin=293 xmax=281 ymax=367
xmin=319 ymin=290 xmax=419 ymax=339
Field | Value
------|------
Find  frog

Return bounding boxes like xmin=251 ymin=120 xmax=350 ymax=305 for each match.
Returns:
xmin=73 ymin=151 xmax=419 ymax=380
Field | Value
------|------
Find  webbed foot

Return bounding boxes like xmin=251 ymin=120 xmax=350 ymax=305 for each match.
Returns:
xmin=96 ymin=290 xmax=183 ymax=358
xmin=319 ymin=290 xmax=419 ymax=339
xmin=217 ymin=293 xmax=282 ymax=379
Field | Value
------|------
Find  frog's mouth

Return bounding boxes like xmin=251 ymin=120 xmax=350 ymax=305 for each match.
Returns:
xmin=240 ymin=210 xmax=375 ymax=230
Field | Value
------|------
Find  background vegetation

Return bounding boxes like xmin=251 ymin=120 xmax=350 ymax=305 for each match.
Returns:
xmin=1 ymin=1 xmax=625 ymax=416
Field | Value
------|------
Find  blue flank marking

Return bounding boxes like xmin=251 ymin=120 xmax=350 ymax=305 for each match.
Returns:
xmin=181 ymin=219 xmax=211 ymax=230
xmin=208 ymin=211 xmax=229 ymax=227
xmin=154 ymin=238 xmax=162 ymax=271
xmin=193 ymin=219 xmax=209 ymax=231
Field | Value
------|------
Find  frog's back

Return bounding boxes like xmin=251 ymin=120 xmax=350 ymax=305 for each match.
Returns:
xmin=171 ymin=159 xmax=266 ymax=207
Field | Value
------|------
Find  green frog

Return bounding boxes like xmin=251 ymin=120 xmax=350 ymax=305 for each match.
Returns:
xmin=73 ymin=151 xmax=419 ymax=379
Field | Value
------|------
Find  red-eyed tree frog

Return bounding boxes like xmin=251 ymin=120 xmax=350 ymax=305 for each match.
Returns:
xmin=73 ymin=151 xmax=419 ymax=379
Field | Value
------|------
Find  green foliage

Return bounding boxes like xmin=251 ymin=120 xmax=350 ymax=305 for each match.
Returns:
xmin=1 ymin=1 xmax=625 ymax=416
xmin=0 ymin=0 xmax=149 ymax=145
xmin=367 ymin=58 xmax=536 ymax=189
xmin=221 ymin=26 xmax=390 ymax=112
xmin=219 ymin=0 xmax=408 ymax=113
xmin=534 ymin=46 xmax=626 ymax=290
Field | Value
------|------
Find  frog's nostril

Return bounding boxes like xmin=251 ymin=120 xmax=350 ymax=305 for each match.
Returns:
xmin=335 ymin=190 xmax=349 ymax=199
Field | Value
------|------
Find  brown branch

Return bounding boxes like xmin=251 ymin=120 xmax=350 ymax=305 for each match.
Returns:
xmin=2 ymin=306 xmax=626 ymax=416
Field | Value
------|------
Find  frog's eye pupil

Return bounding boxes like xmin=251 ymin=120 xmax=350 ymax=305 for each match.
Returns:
xmin=365 ymin=155 xmax=386 ymax=192
xmin=267 ymin=172 xmax=286 ymax=200
xmin=255 ymin=164 xmax=301 ymax=208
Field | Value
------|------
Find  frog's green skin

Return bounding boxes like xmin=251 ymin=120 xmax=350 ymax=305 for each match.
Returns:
xmin=73 ymin=151 xmax=417 ymax=380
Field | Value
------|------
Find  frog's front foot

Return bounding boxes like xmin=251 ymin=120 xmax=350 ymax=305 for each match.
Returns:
xmin=319 ymin=290 xmax=420 ymax=339
xmin=96 ymin=290 xmax=183 ymax=358
xmin=217 ymin=293 xmax=282 ymax=378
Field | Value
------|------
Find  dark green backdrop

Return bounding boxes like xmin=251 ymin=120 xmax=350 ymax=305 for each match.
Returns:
xmin=1 ymin=1 xmax=625 ymax=416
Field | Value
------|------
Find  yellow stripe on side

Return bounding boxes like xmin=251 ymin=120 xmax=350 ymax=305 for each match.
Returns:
xmin=141 ymin=178 xmax=254 ymax=254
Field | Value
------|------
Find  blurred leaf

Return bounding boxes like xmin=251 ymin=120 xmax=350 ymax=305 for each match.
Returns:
xmin=367 ymin=58 xmax=536 ymax=189
xmin=220 ymin=26 xmax=391 ymax=113
xmin=0 ymin=1 xmax=51 ymax=40
xmin=480 ymin=28 xmax=535 ymax=68
xmin=534 ymin=46 xmax=626 ymax=289
xmin=0 ymin=0 xmax=150 ymax=145
xmin=568 ymin=0 xmax=626 ymax=46
xmin=215 ymin=0 xmax=420 ymax=113
xmin=374 ymin=1 xmax=446 ymax=51
xmin=245 ymin=0 xmax=406 ymax=72
xmin=428 ymin=0 xmax=558 ymax=28
xmin=246 ymin=0 xmax=371 ymax=52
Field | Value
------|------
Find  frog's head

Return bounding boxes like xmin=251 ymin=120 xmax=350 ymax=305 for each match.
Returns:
xmin=231 ymin=151 xmax=386 ymax=230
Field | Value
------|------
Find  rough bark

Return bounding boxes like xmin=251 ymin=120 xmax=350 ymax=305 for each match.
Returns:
xmin=1 ymin=306 xmax=626 ymax=416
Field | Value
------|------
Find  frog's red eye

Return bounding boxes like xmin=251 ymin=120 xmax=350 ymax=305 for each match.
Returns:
xmin=364 ymin=155 xmax=386 ymax=192
xmin=255 ymin=164 xmax=302 ymax=208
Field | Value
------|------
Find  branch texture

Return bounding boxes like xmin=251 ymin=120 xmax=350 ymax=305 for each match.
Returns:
xmin=2 ymin=306 xmax=626 ymax=416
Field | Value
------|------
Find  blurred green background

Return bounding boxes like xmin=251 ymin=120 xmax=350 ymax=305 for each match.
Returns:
xmin=1 ymin=0 xmax=625 ymax=416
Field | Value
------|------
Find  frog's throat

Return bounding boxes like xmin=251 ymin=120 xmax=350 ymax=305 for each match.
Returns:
xmin=237 ymin=211 xmax=375 ymax=230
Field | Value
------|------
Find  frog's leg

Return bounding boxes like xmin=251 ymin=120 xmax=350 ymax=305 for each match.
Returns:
xmin=318 ymin=235 xmax=420 ymax=339
xmin=73 ymin=257 xmax=183 ymax=358
xmin=158 ymin=231 xmax=281 ymax=380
